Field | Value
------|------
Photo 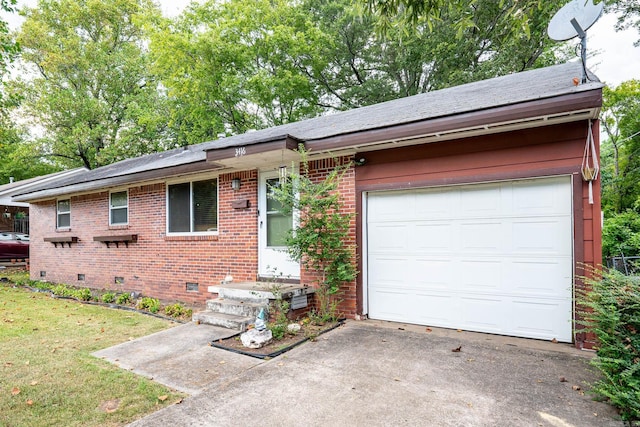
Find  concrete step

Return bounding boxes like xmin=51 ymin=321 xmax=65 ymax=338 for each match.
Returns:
xmin=208 ymin=281 xmax=315 ymax=304
xmin=206 ymin=298 xmax=266 ymax=318
xmin=192 ymin=310 xmax=253 ymax=331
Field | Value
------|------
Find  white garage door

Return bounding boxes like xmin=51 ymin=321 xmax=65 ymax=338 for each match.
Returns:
xmin=366 ymin=177 xmax=573 ymax=342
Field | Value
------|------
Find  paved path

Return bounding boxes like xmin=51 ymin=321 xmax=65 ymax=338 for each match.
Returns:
xmin=95 ymin=321 xmax=623 ymax=426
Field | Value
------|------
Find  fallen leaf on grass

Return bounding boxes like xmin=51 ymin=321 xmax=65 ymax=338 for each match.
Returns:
xmin=158 ymin=395 xmax=168 ymax=402
xmin=4 ymin=362 xmax=13 ymax=367
xmin=452 ymin=346 xmax=462 ymax=352
xmin=24 ymin=361 xmax=29 ymax=366
xmin=26 ymin=400 xmax=33 ymax=406
xmin=99 ymin=399 xmax=120 ymax=413
xmin=11 ymin=387 xmax=20 ymax=395
xmin=30 ymin=381 xmax=38 ymax=386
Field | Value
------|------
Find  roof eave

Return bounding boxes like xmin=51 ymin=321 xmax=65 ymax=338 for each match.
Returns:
xmin=306 ymin=89 xmax=602 ymax=154
xmin=14 ymin=160 xmax=224 ymax=203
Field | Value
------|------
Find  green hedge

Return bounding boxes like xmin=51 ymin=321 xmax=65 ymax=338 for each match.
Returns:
xmin=579 ymin=268 xmax=640 ymax=421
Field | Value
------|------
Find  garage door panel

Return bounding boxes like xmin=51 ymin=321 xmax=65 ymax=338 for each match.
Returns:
xmin=368 ymin=257 xmax=408 ymax=283
xmin=460 ymin=186 xmax=503 ymax=216
xmin=512 ymin=179 xmax=571 ymax=215
xmin=368 ymin=192 xmax=414 ymax=221
xmin=368 ymin=224 xmax=407 ymax=252
xmin=414 ymin=223 xmax=453 ymax=251
xmin=459 ymin=221 xmax=503 ymax=252
xmin=367 ymin=177 xmax=573 ymax=342
xmin=415 ymin=190 xmax=454 ymax=218
xmin=511 ymin=219 xmax=572 ymax=253
xmin=413 ymin=258 xmax=454 ymax=288
xmin=509 ymin=299 xmax=571 ymax=341
xmin=506 ymin=259 xmax=572 ymax=298
xmin=459 ymin=295 xmax=504 ymax=332
xmin=458 ymin=259 xmax=503 ymax=291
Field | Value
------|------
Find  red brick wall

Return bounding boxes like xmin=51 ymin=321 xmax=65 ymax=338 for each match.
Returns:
xmin=29 ymin=170 xmax=259 ymax=305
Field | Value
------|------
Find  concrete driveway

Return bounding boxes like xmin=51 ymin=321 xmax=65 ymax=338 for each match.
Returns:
xmin=94 ymin=320 xmax=622 ymax=426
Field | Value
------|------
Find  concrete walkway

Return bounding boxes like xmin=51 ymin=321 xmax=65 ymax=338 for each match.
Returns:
xmin=94 ymin=321 xmax=623 ymax=426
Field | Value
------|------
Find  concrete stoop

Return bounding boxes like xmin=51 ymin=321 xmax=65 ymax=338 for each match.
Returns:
xmin=192 ymin=281 xmax=315 ymax=332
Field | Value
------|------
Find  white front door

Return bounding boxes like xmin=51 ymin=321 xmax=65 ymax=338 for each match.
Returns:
xmin=258 ymin=171 xmax=300 ymax=279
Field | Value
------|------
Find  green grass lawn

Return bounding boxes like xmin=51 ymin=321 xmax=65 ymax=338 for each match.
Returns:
xmin=0 ymin=276 xmax=185 ymax=427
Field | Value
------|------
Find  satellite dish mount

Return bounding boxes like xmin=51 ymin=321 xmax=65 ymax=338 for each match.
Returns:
xmin=547 ymin=0 xmax=604 ymax=83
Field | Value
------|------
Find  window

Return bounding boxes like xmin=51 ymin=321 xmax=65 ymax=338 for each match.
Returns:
xmin=168 ymin=178 xmax=218 ymax=233
xmin=266 ymin=178 xmax=292 ymax=247
xmin=110 ymin=191 xmax=128 ymax=225
xmin=57 ymin=199 xmax=70 ymax=228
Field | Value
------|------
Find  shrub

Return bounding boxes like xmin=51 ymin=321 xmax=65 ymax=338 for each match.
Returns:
xmin=51 ymin=284 xmax=73 ymax=297
xmin=101 ymin=292 xmax=116 ymax=303
xmin=578 ymin=268 xmax=640 ymax=422
xmin=602 ymin=210 xmax=640 ymax=258
xmin=164 ymin=303 xmax=192 ymax=318
xmin=115 ymin=293 xmax=131 ymax=305
xmin=72 ymin=288 xmax=93 ymax=301
xmin=268 ymin=147 xmax=356 ymax=320
xmin=268 ymin=293 xmax=291 ymax=340
xmin=137 ymin=297 xmax=160 ymax=314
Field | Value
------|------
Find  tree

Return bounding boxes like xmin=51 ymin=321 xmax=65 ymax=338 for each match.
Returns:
xmin=0 ymin=119 xmax=58 ymax=184
xmin=600 ymin=80 xmax=640 ymax=214
xmin=0 ymin=0 xmax=19 ymax=107
xmin=150 ymin=0 xmax=567 ymax=143
xmin=363 ymin=0 xmax=561 ymax=39
xmin=147 ymin=0 xmax=326 ymax=145
xmin=607 ymin=0 xmax=640 ymax=44
xmin=13 ymin=0 xmax=175 ymax=170
xmin=304 ymin=0 xmax=566 ymax=109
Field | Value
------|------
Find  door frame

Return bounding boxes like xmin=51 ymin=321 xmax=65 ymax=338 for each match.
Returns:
xmin=257 ymin=169 xmax=300 ymax=279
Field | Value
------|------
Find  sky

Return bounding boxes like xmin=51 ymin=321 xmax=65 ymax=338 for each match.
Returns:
xmin=4 ymin=0 xmax=640 ymax=88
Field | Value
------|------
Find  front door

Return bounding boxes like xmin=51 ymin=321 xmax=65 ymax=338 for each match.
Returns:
xmin=258 ymin=171 xmax=299 ymax=279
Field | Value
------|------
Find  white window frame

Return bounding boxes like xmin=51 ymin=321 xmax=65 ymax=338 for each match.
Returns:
xmin=56 ymin=199 xmax=71 ymax=229
xmin=166 ymin=178 xmax=219 ymax=235
xmin=109 ymin=190 xmax=129 ymax=226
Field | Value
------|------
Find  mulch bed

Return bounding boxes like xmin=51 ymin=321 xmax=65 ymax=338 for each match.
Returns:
xmin=210 ymin=320 xmax=344 ymax=359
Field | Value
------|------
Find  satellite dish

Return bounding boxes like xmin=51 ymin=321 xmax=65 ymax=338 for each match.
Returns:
xmin=547 ymin=0 xmax=604 ymax=83
xmin=548 ymin=0 xmax=604 ymax=41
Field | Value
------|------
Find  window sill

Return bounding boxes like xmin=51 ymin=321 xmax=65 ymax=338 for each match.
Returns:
xmin=164 ymin=235 xmax=219 ymax=242
xmin=108 ymin=224 xmax=129 ymax=230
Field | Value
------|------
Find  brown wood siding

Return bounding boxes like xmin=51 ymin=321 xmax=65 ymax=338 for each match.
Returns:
xmin=354 ymin=120 xmax=602 ymax=346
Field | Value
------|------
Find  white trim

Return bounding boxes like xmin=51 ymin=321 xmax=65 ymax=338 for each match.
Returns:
xmin=56 ymin=198 xmax=71 ymax=229
xmin=361 ymin=190 xmax=369 ymax=316
xmin=364 ymin=174 xmax=575 ymax=341
xmin=165 ymin=177 xmax=219 ymax=235
xmin=109 ymin=189 xmax=129 ymax=226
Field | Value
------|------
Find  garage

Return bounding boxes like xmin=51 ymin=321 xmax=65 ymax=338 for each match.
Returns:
xmin=366 ymin=176 xmax=574 ymax=342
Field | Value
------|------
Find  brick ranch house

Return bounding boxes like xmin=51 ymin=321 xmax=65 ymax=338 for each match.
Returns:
xmin=14 ymin=62 xmax=602 ymax=346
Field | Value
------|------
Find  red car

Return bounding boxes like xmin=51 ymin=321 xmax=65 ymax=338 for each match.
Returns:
xmin=0 ymin=232 xmax=29 ymax=260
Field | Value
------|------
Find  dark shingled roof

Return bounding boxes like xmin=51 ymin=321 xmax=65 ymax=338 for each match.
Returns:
xmin=15 ymin=61 xmax=602 ymax=201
